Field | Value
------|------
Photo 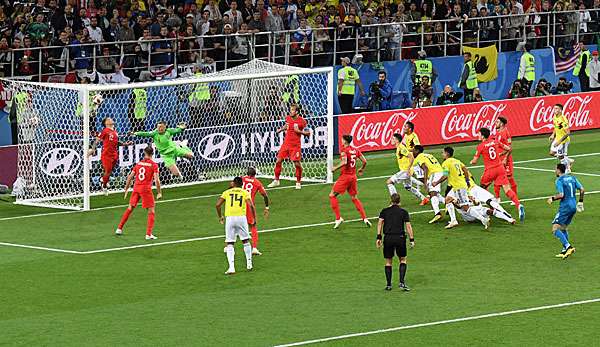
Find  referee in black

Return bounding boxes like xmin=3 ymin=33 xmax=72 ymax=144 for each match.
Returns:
xmin=377 ymin=193 xmax=414 ymax=291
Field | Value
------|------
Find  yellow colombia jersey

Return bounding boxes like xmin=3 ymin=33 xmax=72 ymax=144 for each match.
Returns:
xmin=553 ymin=115 xmax=570 ymax=145
xmin=467 ymin=172 xmax=476 ymax=190
xmin=403 ymin=132 xmax=420 ymax=152
xmin=442 ymin=158 xmax=468 ymax=190
xmin=396 ymin=143 xmax=412 ymax=171
xmin=415 ymin=153 xmax=443 ymax=177
xmin=221 ymin=187 xmax=250 ymax=217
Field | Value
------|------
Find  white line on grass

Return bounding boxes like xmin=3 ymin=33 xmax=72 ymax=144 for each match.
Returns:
xmin=2 ymin=152 xmax=599 ymax=222
xmin=273 ymin=298 xmax=600 ymax=347
xmin=514 ymin=166 xmax=600 ymax=177
xmin=3 ymin=189 xmax=599 ymax=255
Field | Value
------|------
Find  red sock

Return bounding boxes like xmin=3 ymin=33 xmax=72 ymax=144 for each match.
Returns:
xmin=295 ymin=165 xmax=303 ymax=183
xmin=493 ymin=185 xmax=501 ymax=199
xmin=118 ymin=208 xmax=133 ymax=229
xmin=352 ymin=197 xmax=367 ymax=219
xmin=274 ymin=161 xmax=282 ymax=180
xmin=250 ymin=225 xmax=258 ymax=248
xmin=506 ymin=189 xmax=520 ymax=208
xmin=146 ymin=211 xmax=155 ymax=236
xmin=329 ymin=196 xmax=341 ymax=219
xmin=102 ymin=175 xmax=110 ymax=187
xmin=509 ymin=176 xmax=518 ymax=195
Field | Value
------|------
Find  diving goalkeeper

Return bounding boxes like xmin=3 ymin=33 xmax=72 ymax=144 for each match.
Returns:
xmin=132 ymin=121 xmax=194 ymax=179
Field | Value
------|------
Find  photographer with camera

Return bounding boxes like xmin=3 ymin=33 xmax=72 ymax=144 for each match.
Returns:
xmin=533 ymin=78 xmax=552 ymax=96
xmin=436 ymin=85 xmax=463 ymax=105
xmin=551 ymin=77 xmax=573 ymax=95
xmin=508 ymin=79 xmax=528 ymax=99
xmin=368 ymin=70 xmax=393 ymax=111
xmin=412 ymin=75 xmax=433 ymax=108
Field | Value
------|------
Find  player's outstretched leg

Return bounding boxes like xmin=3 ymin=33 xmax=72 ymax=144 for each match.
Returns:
xmin=428 ymin=193 xmax=444 ymax=224
xmin=329 ymin=192 xmax=343 ymax=229
xmin=269 ymin=158 xmax=284 ymax=187
xmin=493 ymin=184 xmax=501 ymax=200
xmin=225 ymin=243 xmax=236 ymax=274
xmin=466 ymin=206 xmax=490 ymax=229
xmin=445 ymin=197 xmax=459 ymax=229
xmin=116 ymin=205 xmax=135 ymax=235
xmin=508 ymin=176 xmax=518 ymax=196
xmin=351 ymin=195 xmax=370 ymax=227
xmin=293 ymin=161 xmax=303 ymax=190
xmin=145 ymin=207 xmax=157 ymax=240
xmin=486 ymin=198 xmax=516 ymax=224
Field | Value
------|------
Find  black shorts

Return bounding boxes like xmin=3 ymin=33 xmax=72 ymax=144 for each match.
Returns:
xmin=383 ymin=236 xmax=407 ymax=258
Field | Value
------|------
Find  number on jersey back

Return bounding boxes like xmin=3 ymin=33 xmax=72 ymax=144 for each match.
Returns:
xmin=133 ymin=159 xmax=158 ymax=191
xmin=340 ymin=146 xmax=362 ymax=176
xmin=477 ymin=139 xmax=502 ymax=169
xmin=242 ymin=176 xmax=266 ymax=201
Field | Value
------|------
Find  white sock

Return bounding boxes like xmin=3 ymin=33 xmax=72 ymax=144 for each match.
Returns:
xmin=560 ymin=157 xmax=571 ymax=172
xmin=406 ymin=185 xmax=425 ymax=200
xmin=243 ymin=242 xmax=252 ymax=263
xmin=447 ymin=203 xmax=457 ymax=223
xmin=226 ymin=244 xmax=235 ymax=270
xmin=431 ymin=195 xmax=440 ymax=214
xmin=387 ymin=184 xmax=397 ymax=195
xmin=467 ymin=206 xmax=487 ymax=224
xmin=493 ymin=208 xmax=514 ymax=223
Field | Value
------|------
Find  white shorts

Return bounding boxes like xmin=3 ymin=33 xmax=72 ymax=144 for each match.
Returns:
xmin=550 ymin=141 xmax=569 ymax=157
xmin=469 ymin=185 xmax=494 ymax=204
xmin=458 ymin=205 xmax=488 ymax=222
xmin=449 ymin=188 xmax=470 ymax=207
xmin=412 ymin=165 xmax=424 ymax=179
xmin=225 ymin=215 xmax=250 ymax=243
xmin=389 ymin=171 xmax=411 ymax=187
xmin=427 ymin=172 xmax=443 ymax=193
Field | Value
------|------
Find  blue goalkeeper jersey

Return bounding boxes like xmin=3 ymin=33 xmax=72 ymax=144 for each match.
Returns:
xmin=555 ymin=174 xmax=582 ymax=210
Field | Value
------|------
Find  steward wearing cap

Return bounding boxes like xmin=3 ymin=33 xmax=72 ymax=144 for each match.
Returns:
xmin=337 ymin=57 xmax=365 ymax=114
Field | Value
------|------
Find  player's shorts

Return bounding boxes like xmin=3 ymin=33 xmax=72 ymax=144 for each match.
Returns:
xmin=457 ymin=205 xmax=489 ymax=222
xmin=412 ymin=164 xmax=424 ymax=178
xmin=552 ymin=206 xmax=577 ymax=226
xmin=130 ymin=189 xmax=155 ymax=209
xmin=427 ymin=172 xmax=444 ymax=193
xmin=162 ymin=145 xmax=193 ymax=167
xmin=101 ymin=155 xmax=118 ymax=174
xmin=480 ymin=166 xmax=509 ymax=188
xmin=383 ymin=235 xmax=407 ymax=258
xmin=389 ymin=170 xmax=411 ymax=188
xmin=225 ymin=215 xmax=250 ymax=243
xmin=451 ymin=188 xmax=469 ymax=207
xmin=246 ymin=208 xmax=256 ymax=225
xmin=550 ymin=141 xmax=569 ymax=157
xmin=503 ymin=156 xmax=514 ymax=176
xmin=277 ymin=144 xmax=302 ymax=161
xmin=333 ymin=174 xmax=358 ymax=196
xmin=469 ymin=185 xmax=494 ymax=204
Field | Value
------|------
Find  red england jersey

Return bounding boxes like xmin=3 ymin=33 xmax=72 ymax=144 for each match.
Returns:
xmin=340 ymin=146 xmax=362 ymax=176
xmin=283 ymin=115 xmax=307 ymax=146
xmin=99 ymin=128 xmax=118 ymax=158
xmin=242 ymin=176 xmax=266 ymax=202
xmin=132 ymin=158 xmax=158 ymax=191
xmin=476 ymin=139 xmax=503 ymax=169
xmin=494 ymin=128 xmax=512 ymax=159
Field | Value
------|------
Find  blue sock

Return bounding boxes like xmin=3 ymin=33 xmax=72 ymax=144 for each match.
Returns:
xmin=554 ymin=230 xmax=570 ymax=249
xmin=562 ymin=230 xmax=569 ymax=242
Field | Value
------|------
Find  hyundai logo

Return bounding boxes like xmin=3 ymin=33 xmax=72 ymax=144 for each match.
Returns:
xmin=39 ymin=148 xmax=82 ymax=177
xmin=197 ymin=133 xmax=235 ymax=161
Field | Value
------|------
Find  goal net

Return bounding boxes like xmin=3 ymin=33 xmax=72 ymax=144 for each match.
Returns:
xmin=5 ymin=60 xmax=334 ymax=211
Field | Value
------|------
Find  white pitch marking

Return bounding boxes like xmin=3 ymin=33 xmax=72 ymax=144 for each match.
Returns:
xmin=273 ymin=298 xmax=600 ymax=347
xmin=514 ymin=166 xmax=600 ymax=177
xmin=0 ymin=242 xmax=83 ymax=254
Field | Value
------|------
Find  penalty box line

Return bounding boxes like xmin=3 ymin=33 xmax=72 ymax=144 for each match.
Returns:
xmin=2 ymin=189 xmax=600 ymax=255
xmin=273 ymin=298 xmax=600 ymax=347
xmin=2 ymin=151 xmax=600 ymax=223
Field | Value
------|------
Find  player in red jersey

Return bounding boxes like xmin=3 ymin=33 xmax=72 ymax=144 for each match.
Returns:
xmin=88 ymin=117 xmax=132 ymax=195
xmin=116 ymin=146 xmax=163 ymax=239
xmin=471 ymin=127 xmax=525 ymax=222
xmin=329 ymin=134 xmax=371 ymax=229
xmin=493 ymin=117 xmax=519 ymax=199
xmin=242 ymin=167 xmax=270 ymax=255
xmin=268 ymin=104 xmax=310 ymax=190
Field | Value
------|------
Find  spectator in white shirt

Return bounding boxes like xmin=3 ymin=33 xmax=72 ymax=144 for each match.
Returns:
xmin=86 ymin=16 xmax=104 ymax=43
xmin=224 ymin=1 xmax=243 ymax=30
xmin=204 ymin=0 xmax=222 ymax=21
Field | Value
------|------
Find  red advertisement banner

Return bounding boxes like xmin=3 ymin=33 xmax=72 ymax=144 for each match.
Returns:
xmin=337 ymin=92 xmax=599 ymax=152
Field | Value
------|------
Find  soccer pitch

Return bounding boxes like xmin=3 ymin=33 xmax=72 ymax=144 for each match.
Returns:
xmin=1 ymin=130 xmax=600 ymax=346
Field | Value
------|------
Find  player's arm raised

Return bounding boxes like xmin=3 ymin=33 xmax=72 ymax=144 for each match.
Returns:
xmin=357 ymin=154 xmax=367 ymax=176
xmin=123 ymin=170 xmax=135 ymax=199
xmin=154 ymin=171 xmax=162 ymax=200
xmin=87 ymin=137 xmax=101 ymax=157
xmin=216 ymin=197 xmax=225 ymax=224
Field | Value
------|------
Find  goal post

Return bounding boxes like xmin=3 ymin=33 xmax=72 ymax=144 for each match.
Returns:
xmin=5 ymin=60 xmax=334 ymax=211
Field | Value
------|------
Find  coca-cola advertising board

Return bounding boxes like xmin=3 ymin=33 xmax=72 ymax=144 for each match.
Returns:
xmin=337 ymin=92 xmax=599 ymax=152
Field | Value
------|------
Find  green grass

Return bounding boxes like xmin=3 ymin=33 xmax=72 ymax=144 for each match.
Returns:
xmin=1 ymin=130 xmax=600 ymax=346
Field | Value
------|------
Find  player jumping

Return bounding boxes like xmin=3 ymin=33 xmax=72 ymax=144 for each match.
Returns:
xmin=268 ymin=104 xmax=310 ymax=190
xmin=386 ymin=133 xmax=428 ymax=205
xmin=547 ymin=163 xmax=584 ymax=259
xmin=216 ymin=177 xmax=256 ymax=274
xmin=471 ymin=127 xmax=525 ymax=222
xmin=549 ymin=104 xmax=573 ymax=173
xmin=88 ymin=117 xmax=133 ymax=195
xmin=242 ymin=168 xmax=270 ymax=255
xmin=330 ymin=135 xmax=371 ymax=229
xmin=133 ymin=121 xmax=194 ymax=179
xmin=117 ymin=146 xmax=162 ymax=240
xmin=413 ymin=145 xmax=445 ymax=223
xmin=493 ymin=117 xmax=519 ymax=200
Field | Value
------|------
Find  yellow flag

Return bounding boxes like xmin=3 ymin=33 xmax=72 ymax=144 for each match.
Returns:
xmin=463 ymin=45 xmax=498 ymax=82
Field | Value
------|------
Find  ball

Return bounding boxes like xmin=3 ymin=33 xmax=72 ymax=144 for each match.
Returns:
xmin=92 ymin=94 xmax=104 ymax=105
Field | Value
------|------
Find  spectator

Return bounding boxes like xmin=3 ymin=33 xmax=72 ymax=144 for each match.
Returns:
xmin=97 ymin=46 xmax=120 ymax=73
xmin=70 ymin=29 xmax=93 ymax=71
xmin=241 ymin=0 xmax=254 ymax=24
xmin=578 ymin=3 xmax=592 ymax=43
xmin=436 ymin=85 xmax=463 ymax=105
xmin=204 ymin=0 xmax=223 ymax=21
xmin=314 ymin=24 xmax=331 ymax=66
xmin=552 ymin=77 xmax=573 ymax=94
xmin=178 ymin=25 xmax=200 ymax=64
xmin=138 ymin=28 xmax=154 ymax=67
xmin=151 ymin=26 xmax=174 ymax=66
xmin=508 ymin=79 xmax=528 ymax=98
xmin=0 ymin=37 xmax=11 ymax=77
xmin=412 ymin=75 xmax=433 ymax=108
xmin=533 ymin=78 xmax=552 ymax=96
xmin=472 ymin=87 xmax=484 ymax=102
xmin=588 ymin=51 xmax=600 ymax=91
xmin=230 ymin=22 xmax=251 ymax=64
xmin=105 ymin=17 xmax=120 ymax=42
xmin=86 ymin=16 xmax=104 ymax=43
xmin=291 ymin=18 xmax=312 ymax=67
xmin=224 ymin=2 xmax=243 ymax=31
xmin=267 ymin=6 xmax=286 ymax=32
xmin=50 ymin=30 xmax=70 ymax=73
xmin=204 ymin=23 xmax=225 ymax=69
xmin=27 ymin=14 xmax=49 ymax=42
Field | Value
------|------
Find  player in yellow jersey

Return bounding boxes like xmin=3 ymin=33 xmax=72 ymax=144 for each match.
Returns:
xmin=401 ymin=121 xmax=426 ymax=193
xmin=386 ymin=133 xmax=428 ymax=204
xmin=216 ymin=176 xmax=256 ymax=275
xmin=549 ymin=104 xmax=573 ymax=173
xmin=433 ymin=147 xmax=491 ymax=229
xmin=412 ymin=145 xmax=446 ymax=223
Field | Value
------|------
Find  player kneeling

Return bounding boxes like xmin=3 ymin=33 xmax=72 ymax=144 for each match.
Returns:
xmin=117 ymin=146 xmax=162 ymax=239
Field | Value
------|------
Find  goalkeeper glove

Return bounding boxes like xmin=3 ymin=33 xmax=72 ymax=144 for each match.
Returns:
xmin=577 ymin=202 xmax=584 ymax=212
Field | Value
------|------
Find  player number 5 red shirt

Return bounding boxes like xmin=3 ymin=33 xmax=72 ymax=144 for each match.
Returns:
xmin=340 ymin=146 xmax=361 ymax=176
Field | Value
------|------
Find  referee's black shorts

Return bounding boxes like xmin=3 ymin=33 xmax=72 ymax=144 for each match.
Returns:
xmin=383 ymin=235 xmax=407 ymax=258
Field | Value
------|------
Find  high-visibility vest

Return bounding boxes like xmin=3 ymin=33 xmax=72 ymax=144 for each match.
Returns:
xmin=465 ymin=61 xmax=478 ymax=89
xmin=10 ymin=91 xmax=28 ymax=123
xmin=573 ymin=50 xmax=591 ymax=77
xmin=338 ymin=66 xmax=359 ymax=95
xmin=75 ymin=92 xmax=96 ymax=117
xmin=282 ymin=74 xmax=300 ymax=103
xmin=414 ymin=59 xmax=433 ymax=80
xmin=523 ymin=52 xmax=535 ymax=81
xmin=132 ymin=88 xmax=147 ymax=120
xmin=188 ymin=71 xmax=210 ymax=103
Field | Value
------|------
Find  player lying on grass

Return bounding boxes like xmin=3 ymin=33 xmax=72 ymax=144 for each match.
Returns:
xmin=386 ymin=133 xmax=428 ymax=205
xmin=464 ymin=170 xmax=516 ymax=225
xmin=87 ymin=117 xmax=133 ymax=195
xmin=549 ymin=104 xmax=574 ymax=173
xmin=117 ymin=146 xmax=162 ymax=240
xmin=132 ymin=121 xmax=194 ymax=179
xmin=412 ymin=145 xmax=446 ymax=223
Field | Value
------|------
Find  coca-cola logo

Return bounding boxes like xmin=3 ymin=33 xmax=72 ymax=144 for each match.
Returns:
xmin=529 ymin=96 xmax=593 ymax=132
xmin=348 ymin=111 xmax=417 ymax=149
xmin=441 ymin=103 xmax=506 ymax=140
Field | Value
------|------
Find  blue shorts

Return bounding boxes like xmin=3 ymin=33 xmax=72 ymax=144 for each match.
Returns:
xmin=552 ymin=206 xmax=576 ymax=226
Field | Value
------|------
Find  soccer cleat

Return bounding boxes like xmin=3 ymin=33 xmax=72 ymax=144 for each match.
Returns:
xmin=225 ymin=268 xmax=236 ymax=275
xmin=519 ymin=205 xmax=525 ymax=222
xmin=103 ymin=187 xmax=109 ymax=196
xmin=267 ymin=180 xmax=280 ymax=188
xmin=115 ymin=228 xmax=123 ymax=235
xmin=364 ymin=219 xmax=372 ymax=227
xmin=251 ymin=248 xmax=262 ymax=256
xmin=562 ymin=246 xmax=576 ymax=260
xmin=482 ymin=216 xmax=490 ymax=230
xmin=399 ymin=282 xmax=411 ymax=291
xmin=555 ymin=249 xmax=567 ymax=258
xmin=385 ymin=285 xmax=393 ymax=291
xmin=445 ymin=221 xmax=459 ymax=229
xmin=145 ymin=234 xmax=157 ymax=240
xmin=333 ymin=218 xmax=344 ymax=229
xmin=223 ymin=246 xmax=227 ymax=253
xmin=419 ymin=197 xmax=430 ymax=206
xmin=246 ymin=260 xmax=253 ymax=271
xmin=295 ymin=182 xmax=302 ymax=190
xmin=428 ymin=212 xmax=442 ymax=224
xmin=509 ymin=219 xmax=516 ymax=225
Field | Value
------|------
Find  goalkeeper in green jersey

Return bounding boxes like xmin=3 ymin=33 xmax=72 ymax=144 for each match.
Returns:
xmin=133 ymin=121 xmax=194 ymax=178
